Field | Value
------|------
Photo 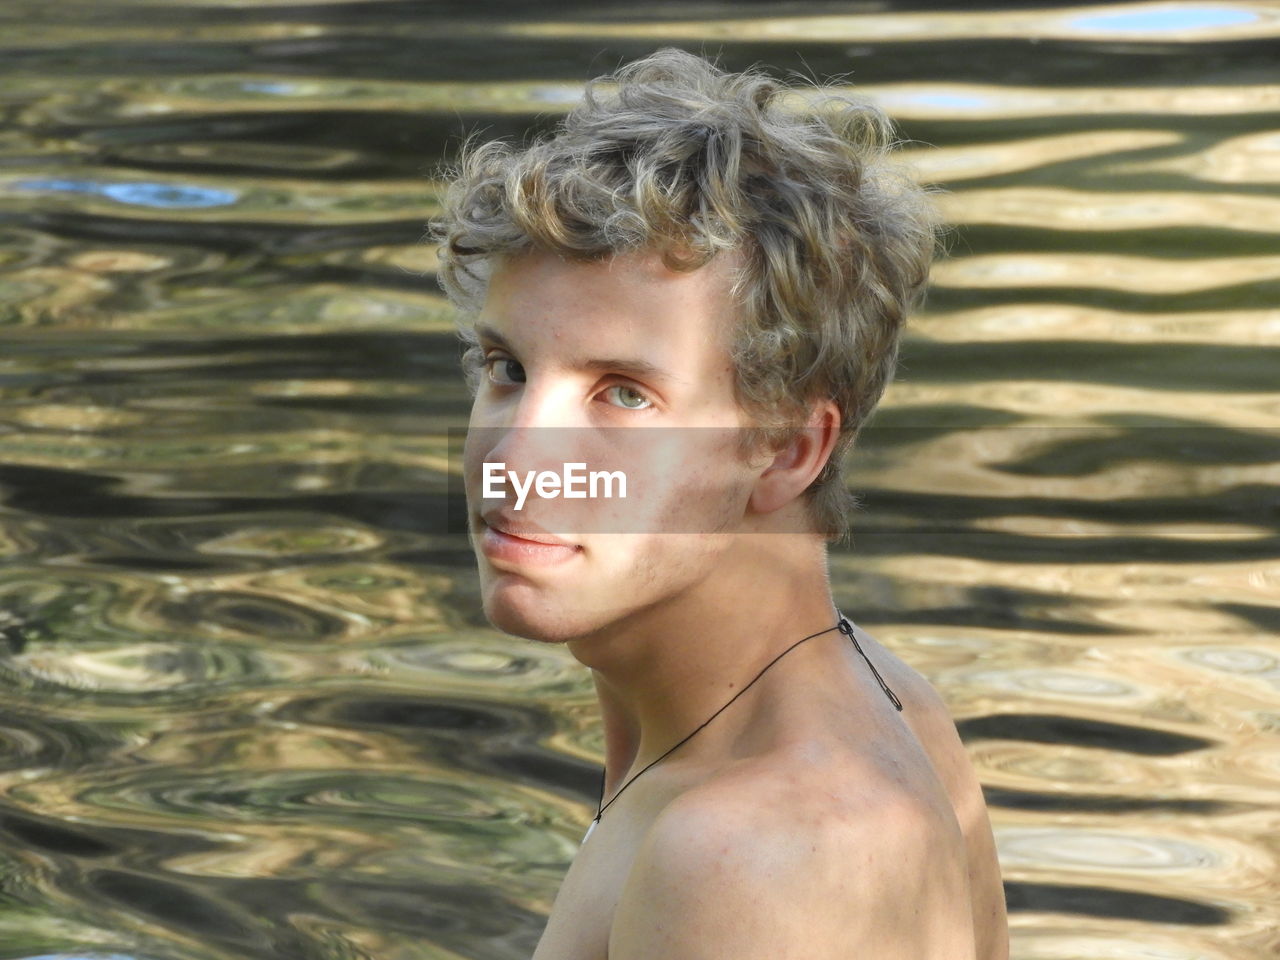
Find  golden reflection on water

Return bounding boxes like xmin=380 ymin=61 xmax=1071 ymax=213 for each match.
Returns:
xmin=494 ymin=3 xmax=1280 ymax=44
xmin=910 ymin=305 xmax=1280 ymax=346
xmin=936 ymin=190 xmax=1280 ymax=234
xmin=899 ymin=130 xmax=1187 ymax=182
xmin=0 ymin=2 xmax=1277 ymax=959
xmin=934 ymin=252 xmax=1280 ymax=291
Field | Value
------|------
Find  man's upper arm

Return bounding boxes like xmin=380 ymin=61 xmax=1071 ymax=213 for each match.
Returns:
xmin=607 ymin=794 xmax=915 ymax=960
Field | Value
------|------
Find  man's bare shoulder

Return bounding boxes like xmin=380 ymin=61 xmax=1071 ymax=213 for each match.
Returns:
xmin=607 ymin=769 xmax=976 ymax=960
xmin=844 ymin=624 xmax=1010 ymax=960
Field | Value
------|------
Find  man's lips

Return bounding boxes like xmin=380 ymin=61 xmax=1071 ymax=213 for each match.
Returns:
xmin=479 ymin=509 xmax=579 ymax=547
xmin=477 ymin=511 xmax=583 ymax=568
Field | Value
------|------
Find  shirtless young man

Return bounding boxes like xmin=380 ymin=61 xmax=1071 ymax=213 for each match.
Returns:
xmin=430 ymin=47 xmax=1009 ymax=960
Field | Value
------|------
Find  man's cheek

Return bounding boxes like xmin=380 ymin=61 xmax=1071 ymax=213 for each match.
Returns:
xmin=666 ymin=463 xmax=741 ymax=533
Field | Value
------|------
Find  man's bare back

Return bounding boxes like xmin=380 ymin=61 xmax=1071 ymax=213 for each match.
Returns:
xmin=532 ymin=622 xmax=1009 ymax=959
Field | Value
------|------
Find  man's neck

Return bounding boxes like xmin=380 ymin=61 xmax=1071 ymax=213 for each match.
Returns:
xmin=568 ymin=534 xmax=839 ymax=801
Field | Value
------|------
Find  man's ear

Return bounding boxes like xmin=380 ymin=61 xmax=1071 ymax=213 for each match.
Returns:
xmin=748 ymin=400 xmax=841 ymax=516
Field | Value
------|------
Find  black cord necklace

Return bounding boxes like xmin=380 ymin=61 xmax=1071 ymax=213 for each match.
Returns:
xmin=583 ymin=610 xmax=903 ymax=842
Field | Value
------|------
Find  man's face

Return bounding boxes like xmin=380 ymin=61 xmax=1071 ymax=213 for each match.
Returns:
xmin=463 ymin=246 xmax=767 ymax=643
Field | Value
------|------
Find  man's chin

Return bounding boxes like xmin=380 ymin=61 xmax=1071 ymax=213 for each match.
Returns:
xmin=479 ymin=581 xmax=584 ymax=644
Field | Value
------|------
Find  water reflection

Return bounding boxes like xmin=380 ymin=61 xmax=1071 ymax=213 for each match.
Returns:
xmin=8 ymin=180 xmax=240 ymax=210
xmin=1 ymin=1 xmax=1278 ymax=959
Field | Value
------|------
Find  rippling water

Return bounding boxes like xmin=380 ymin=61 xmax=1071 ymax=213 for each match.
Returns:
xmin=1 ymin=2 xmax=1278 ymax=959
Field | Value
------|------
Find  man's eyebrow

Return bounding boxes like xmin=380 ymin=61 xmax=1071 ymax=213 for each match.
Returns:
xmin=474 ymin=322 xmax=685 ymax=385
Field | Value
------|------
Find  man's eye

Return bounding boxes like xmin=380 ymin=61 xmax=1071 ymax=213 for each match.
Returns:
xmin=479 ymin=355 xmax=653 ymax=411
xmin=604 ymin=384 xmax=653 ymax=410
xmin=485 ymin=357 xmax=525 ymax=384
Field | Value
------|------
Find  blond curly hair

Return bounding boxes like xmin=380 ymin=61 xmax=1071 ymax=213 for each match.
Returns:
xmin=427 ymin=47 xmax=946 ymax=544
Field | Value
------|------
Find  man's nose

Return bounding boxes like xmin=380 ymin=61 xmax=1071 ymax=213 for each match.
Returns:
xmin=482 ymin=380 xmax=585 ymax=480
xmin=501 ymin=375 xmax=585 ymax=432
xmin=481 ymin=423 xmax=574 ymax=481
